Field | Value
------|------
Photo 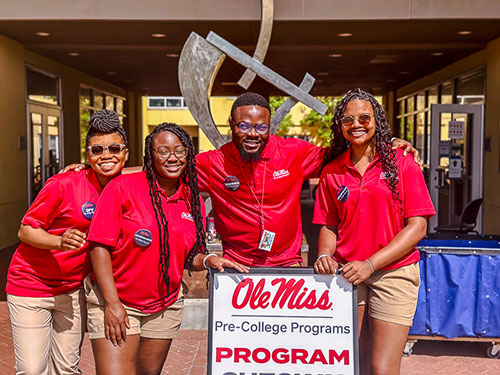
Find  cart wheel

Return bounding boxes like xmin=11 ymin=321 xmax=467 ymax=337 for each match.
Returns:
xmin=403 ymin=342 xmax=414 ymax=357
xmin=486 ymin=344 xmax=500 ymax=359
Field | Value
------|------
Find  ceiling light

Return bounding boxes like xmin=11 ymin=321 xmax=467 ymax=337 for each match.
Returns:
xmin=329 ymin=53 xmax=342 ymax=58
xmin=318 ymin=72 xmax=329 ymax=76
xmin=372 ymin=87 xmax=382 ymax=91
xmin=166 ymin=53 xmax=179 ymax=57
xmin=221 ymin=82 xmax=238 ymax=86
xmin=152 ymin=33 xmax=166 ymax=38
xmin=338 ymin=33 xmax=352 ymax=37
xmin=35 ymin=32 xmax=50 ymax=37
xmin=399 ymin=71 xmax=410 ymax=75
xmin=67 ymin=52 xmax=80 ymax=57
xmin=431 ymin=52 xmax=443 ymax=56
xmin=386 ymin=78 xmax=396 ymax=82
xmin=457 ymin=31 xmax=472 ymax=35
xmin=316 ymin=80 xmax=324 ymax=83
xmin=107 ymin=72 xmax=117 ymax=75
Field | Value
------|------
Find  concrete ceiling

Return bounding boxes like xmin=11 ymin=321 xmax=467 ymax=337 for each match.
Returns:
xmin=1 ymin=19 xmax=499 ymax=96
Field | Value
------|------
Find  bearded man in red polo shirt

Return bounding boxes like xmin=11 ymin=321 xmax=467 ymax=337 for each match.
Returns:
xmin=196 ymin=93 xmax=416 ymax=267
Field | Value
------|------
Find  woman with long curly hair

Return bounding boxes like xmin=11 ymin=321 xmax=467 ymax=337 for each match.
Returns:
xmin=313 ymin=89 xmax=435 ymax=374
xmin=86 ymin=123 xmax=248 ymax=374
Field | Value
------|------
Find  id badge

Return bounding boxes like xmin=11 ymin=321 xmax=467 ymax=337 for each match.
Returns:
xmin=258 ymin=230 xmax=276 ymax=252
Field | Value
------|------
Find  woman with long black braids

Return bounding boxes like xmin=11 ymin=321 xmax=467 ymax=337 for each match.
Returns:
xmin=86 ymin=122 xmax=248 ymax=374
xmin=313 ymin=89 xmax=435 ymax=374
xmin=6 ymin=109 xmax=129 ymax=374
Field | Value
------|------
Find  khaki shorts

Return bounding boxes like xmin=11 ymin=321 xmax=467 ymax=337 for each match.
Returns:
xmin=84 ymin=277 xmax=183 ymax=340
xmin=357 ymin=262 xmax=420 ymax=326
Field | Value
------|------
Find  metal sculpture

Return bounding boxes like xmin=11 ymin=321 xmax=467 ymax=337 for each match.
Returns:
xmin=178 ymin=0 xmax=326 ymax=149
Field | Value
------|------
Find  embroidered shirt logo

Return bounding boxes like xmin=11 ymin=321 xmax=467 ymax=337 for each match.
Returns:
xmin=273 ymin=169 xmax=290 ymax=179
xmin=181 ymin=212 xmax=194 ymax=221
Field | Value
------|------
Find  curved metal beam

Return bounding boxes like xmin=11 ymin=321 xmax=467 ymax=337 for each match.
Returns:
xmin=237 ymin=0 xmax=274 ymax=89
xmin=178 ymin=32 xmax=227 ymax=149
xmin=206 ymin=32 xmax=327 ymax=115
xmin=270 ymin=73 xmax=316 ymax=134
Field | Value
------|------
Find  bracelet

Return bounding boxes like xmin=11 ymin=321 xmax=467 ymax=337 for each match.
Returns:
xmin=365 ymin=259 xmax=375 ymax=273
xmin=316 ymin=254 xmax=330 ymax=262
xmin=390 ymin=137 xmax=396 ymax=144
xmin=203 ymin=253 xmax=218 ymax=269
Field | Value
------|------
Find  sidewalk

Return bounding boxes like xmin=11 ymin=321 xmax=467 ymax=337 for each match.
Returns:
xmin=1 ymin=301 xmax=499 ymax=375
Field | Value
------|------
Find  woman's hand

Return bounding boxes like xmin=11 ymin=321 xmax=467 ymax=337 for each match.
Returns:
xmin=59 ymin=163 xmax=88 ymax=173
xmin=314 ymin=255 xmax=339 ymax=275
xmin=204 ymin=254 xmax=250 ymax=273
xmin=59 ymin=229 xmax=86 ymax=251
xmin=340 ymin=261 xmax=374 ymax=285
xmin=104 ymin=301 xmax=130 ymax=346
xmin=391 ymin=138 xmax=421 ymax=165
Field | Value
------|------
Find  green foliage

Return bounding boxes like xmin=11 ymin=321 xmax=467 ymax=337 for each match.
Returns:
xmin=269 ymin=96 xmax=294 ymax=136
xmin=300 ymin=96 xmax=341 ymax=147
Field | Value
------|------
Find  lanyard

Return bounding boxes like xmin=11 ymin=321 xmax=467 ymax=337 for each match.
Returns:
xmin=239 ymin=161 xmax=267 ymax=232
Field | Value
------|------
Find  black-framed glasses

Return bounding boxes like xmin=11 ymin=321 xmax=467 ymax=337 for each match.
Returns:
xmin=87 ymin=143 xmax=126 ymax=156
xmin=153 ymin=146 xmax=188 ymax=160
xmin=340 ymin=114 xmax=372 ymax=128
xmin=234 ymin=120 xmax=269 ymax=135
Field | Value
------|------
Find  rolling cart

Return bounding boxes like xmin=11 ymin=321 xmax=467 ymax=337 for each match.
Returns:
xmin=406 ymin=234 xmax=500 ymax=358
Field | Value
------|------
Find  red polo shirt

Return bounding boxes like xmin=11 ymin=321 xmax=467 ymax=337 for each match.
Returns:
xmin=313 ymin=148 xmax=435 ymax=269
xmin=196 ymin=135 xmax=325 ymax=266
xmin=87 ymin=172 xmax=203 ymax=313
xmin=7 ymin=169 xmax=102 ymax=297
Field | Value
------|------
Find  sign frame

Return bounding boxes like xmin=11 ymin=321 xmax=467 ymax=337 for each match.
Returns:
xmin=207 ymin=267 xmax=359 ymax=375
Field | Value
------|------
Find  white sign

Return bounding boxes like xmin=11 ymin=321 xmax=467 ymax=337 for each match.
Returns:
xmin=208 ymin=268 xmax=358 ymax=375
xmin=449 ymin=156 xmax=463 ymax=179
xmin=448 ymin=121 xmax=465 ymax=139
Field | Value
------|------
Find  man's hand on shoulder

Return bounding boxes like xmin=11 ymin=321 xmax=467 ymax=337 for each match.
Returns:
xmin=390 ymin=138 xmax=421 ymax=165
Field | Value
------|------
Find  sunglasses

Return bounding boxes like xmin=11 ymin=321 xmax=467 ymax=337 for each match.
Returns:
xmin=340 ymin=114 xmax=372 ymax=128
xmin=234 ymin=120 xmax=269 ymax=135
xmin=153 ymin=146 xmax=188 ymax=160
xmin=87 ymin=143 xmax=126 ymax=156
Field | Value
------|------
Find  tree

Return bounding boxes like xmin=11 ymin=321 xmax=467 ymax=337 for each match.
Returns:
xmin=269 ymin=96 xmax=294 ymax=136
xmin=300 ymin=96 xmax=341 ymax=147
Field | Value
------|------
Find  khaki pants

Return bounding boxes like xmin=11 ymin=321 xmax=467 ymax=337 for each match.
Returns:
xmin=7 ymin=289 xmax=86 ymax=375
xmin=84 ymin=276 xmax=183 ymax=340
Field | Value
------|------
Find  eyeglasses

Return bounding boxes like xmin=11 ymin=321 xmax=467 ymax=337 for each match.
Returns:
xmin=340 ymin=114 xmax=372 ymax=128
xmin=234 ymin=120 xmax=270 ymax=135
xmin=87 ymin=143 xmax=126 ymax=156
xmin=153 ymin=146 xmax=188 ymax=160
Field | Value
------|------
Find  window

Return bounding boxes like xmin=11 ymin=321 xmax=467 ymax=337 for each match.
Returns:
xmin=147 ymin=96 xmax=186 ymax=109
xmin=26 ymin=67 xmax=60 ymax=106
xmin=396 ymin=69 xmax=485 ymax=168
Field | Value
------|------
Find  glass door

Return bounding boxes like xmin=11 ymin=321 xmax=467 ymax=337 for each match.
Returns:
xmin=28 ymin=104 xmax=62 ymax=203
xmin=429 ymin=104 xmax=484 ymax=233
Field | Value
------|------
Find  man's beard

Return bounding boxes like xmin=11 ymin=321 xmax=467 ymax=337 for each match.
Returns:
xmin=239 ymin=144 xmax=262 ymax=162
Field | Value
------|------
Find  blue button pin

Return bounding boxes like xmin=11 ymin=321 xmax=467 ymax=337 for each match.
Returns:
xmin=81 ymin=202 xmax=96 ymax=220
xmin=224 ymin=176 xmax=240 ymax=191
xmin=336 ymin=185 xmax=349 ymax=202
xmin=134 ymin=229 xmax=153 ymax=247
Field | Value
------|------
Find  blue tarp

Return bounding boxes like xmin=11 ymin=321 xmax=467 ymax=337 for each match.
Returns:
xmin=409 ymin=250 xmax=500 ymax=338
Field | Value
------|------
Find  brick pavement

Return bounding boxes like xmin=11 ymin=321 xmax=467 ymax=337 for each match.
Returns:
xmin=1 ymin=301 xmax=499 ymax=375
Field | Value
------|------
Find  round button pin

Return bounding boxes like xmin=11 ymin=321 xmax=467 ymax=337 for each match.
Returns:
xmin=134 ymin=229 xmax=153 ymax=247
xmin=224 ymin=176 xmax=240 ymax=191
xmin=81 ymin=202 xmax=96 ymax=220
xmin=336 ymin=185 xmax=349 ymax=202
